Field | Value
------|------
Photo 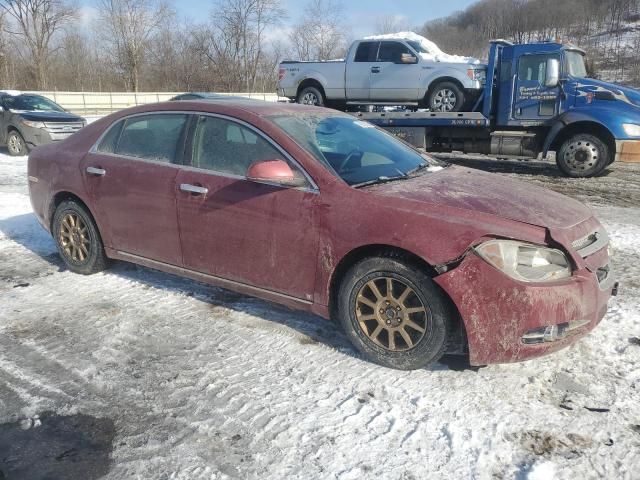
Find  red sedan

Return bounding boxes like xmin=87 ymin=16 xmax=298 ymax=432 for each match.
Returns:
xmin=27 ymin=100 xmax=617 ymax=369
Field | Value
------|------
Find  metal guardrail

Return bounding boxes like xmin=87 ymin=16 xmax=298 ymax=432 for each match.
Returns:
xmin=24 ymin=91 xmax=283 ymax=115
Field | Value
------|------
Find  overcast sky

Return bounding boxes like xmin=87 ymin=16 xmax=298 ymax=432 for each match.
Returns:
xmin=80 ymin=0 xmax=478 ymax=39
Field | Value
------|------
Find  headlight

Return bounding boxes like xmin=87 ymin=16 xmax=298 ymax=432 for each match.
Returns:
xmin=475 ymin=240 xmax=571 ymax=283
xmin=467 ymin=68 xmax=486 ymax=84
xmin=21 ymin=120 xmax=45 ymax=129
xmin=622 ymin=123 xmax=640 ymax=137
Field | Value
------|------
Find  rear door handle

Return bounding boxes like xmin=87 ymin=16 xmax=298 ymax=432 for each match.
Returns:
xmin=86 ymin=167 xmax=106 ymax=176
xmin=180 ymin=183 xmax=208 ymax=195
xmin=371 ymin=67 xmax=380 ymax=73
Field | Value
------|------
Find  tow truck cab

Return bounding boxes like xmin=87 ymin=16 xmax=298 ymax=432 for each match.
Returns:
xmin=357 ymin=40 xmax=640 ymax=177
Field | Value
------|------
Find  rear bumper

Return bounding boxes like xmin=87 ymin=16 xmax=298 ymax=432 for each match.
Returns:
xmin=615 ymin=139 xmax=640 ymax=163
xmin=435 ymin=253 xmax=615 ymax=366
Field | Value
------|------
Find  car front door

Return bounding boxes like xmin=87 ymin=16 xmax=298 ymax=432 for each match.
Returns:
xmin=82 ymin=113 xmax=190 ymax=266
xmin=369 ymin=41 xmax=421 ymax=101
xmin=346 ymin=41 xmax=379 ymax=101
xmin=513 ymin=53 xmax=561 ymax=121
xmin=175 ymin=114 xmax=319 ymax=301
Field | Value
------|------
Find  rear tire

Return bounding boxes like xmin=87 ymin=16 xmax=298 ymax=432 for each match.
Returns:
xmin=556 ymin=133 xmax=610 ymax=177
xmin=427 ymin=81 xmax=465 ymax=112
xmin=53 ymin=200 xmax=109 ymax=275
xmin=337 ymin=256 xmax=449 ymax=370
xmin=297 ymin=86 xmax=325 ymax=107
xmin=7 ymin=130 xmax=28 ymax=156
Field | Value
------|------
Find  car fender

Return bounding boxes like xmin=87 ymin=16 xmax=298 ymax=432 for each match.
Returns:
xmin=420 ymin=65 xmax=474 ymax=96
xmin=542 ymin=109 xmax=617 ymax=156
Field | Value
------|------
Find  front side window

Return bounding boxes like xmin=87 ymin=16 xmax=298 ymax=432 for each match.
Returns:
xmin=191 ymin=115 xmax=306 ymax=184
xmin=268 ymin=114 xmax=440 ymax=186
xmin=98 ymin=113 xmax=188 ymax=163
xmin=518 ymin=54 xmax=558 ymax=82
xmin=377 ymin=41 xmax=411 ymax=63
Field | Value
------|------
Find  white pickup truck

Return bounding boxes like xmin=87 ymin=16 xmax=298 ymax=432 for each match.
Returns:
xmin=277 ymin=33 xmax=487 ymax=112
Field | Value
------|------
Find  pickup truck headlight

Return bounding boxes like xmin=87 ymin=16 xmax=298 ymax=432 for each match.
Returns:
xmin=467 ymin=68 xmax=486 ymax=84
xmin=622 ymin=123 xmax=640 ymax=137
xmin=475 ymin=240 xmax=571 ymax=283
xmin=21 ymin=119 xmax=46 ymax=129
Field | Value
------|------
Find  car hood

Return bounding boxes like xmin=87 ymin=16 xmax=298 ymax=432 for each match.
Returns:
xmin=365 ymin=166 xmax=592 ymax=229
xmin=12 ymin=110 xmax=83 ymax=122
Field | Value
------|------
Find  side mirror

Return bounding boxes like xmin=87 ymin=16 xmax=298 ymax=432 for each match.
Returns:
xmin=399 ymin=53 xmax=418 ymax=64
xmin=247 ymin=159 xmax=307 ymax=188
xmin=545 ymin=58 xmax=560 ymax=87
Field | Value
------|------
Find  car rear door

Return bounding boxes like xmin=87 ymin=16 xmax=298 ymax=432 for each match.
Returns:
xmin=82 ymin=113 xmax=190 ymax=266
xmin=346 ymin=41 xmax=379 ymax=101
xmin=369 ymin=41 xmax=421 ymax=101
xmin=175 ymin=114 xmax=319 ymax=301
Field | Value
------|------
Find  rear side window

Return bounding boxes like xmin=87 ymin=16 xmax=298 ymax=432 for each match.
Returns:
xmin=354 ymin=41 xmax=379 ymax=62
xmin=377 ymin=41 xmax=411 ymax=63
xmin=98 ymin=114 xmax=189 ymax=163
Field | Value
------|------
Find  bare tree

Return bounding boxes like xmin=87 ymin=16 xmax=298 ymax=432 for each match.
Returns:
xmin=289 ymin=0 xmax=347 ymax=61
xmin=96 ymin=0 xmax=170 ymax=92
xmin=0 ymin=0 xmax=76 ymax=89
xmin=374 ymin=15 xmax=411 ymax=35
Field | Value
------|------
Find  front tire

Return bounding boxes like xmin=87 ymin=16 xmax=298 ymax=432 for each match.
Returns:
xmin=556 ymin=133 xmax=610 ymax=177
xmin=297 ymin=86 xmax=325 ymax=106
xmin=53 ymin=200 xmax=109 ymax=275
xmin=337 ymin=256 xmax=449 ymax=370
xmin=427 ymin=81 xmax=465 ymax=112
xmin=7 ymin=130 xmax=28 ymax=156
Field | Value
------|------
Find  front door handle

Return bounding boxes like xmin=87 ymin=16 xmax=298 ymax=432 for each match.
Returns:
xmin=86 ymin=166 xmax=106 ymax=176
xmin=180 ymin=183 xmax=208 ymax=195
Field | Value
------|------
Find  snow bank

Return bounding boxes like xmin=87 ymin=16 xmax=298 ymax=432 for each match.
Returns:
xmin=364 ymin=31 xmax=480 ymax=64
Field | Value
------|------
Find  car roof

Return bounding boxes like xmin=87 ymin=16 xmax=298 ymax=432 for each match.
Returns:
xmin=132 ymin=99 xmax=346 ymax=118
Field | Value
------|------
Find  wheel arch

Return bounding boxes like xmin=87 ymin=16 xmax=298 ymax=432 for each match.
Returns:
xmin=545 ymin=119 xmax=616 ymax=161
xmin=296 ymin=78 xmax=326 ymax=100
xmin=424 ymin=76 xmax=466 ymax=101
xmin=328 ymin=243 xmax=467 ymax=354
xmin=49 ymin=191 xmax=98 ymax=233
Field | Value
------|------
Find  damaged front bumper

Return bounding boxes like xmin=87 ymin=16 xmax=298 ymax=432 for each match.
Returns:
xmin=434 ymin=251 xmax=616 ymax=366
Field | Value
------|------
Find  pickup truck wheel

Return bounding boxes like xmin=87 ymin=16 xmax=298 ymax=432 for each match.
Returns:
xmin=53 ymin=200 xmax=109 ymax=275
xmin=556 ymin=134 xmax=609 ymax=177
xmin=428 ymin=82 xmax=465 ymax=112
xmin=297 ymin=86 xmax=325 ymax=106
xmin=338 ymin=256 xmax=448 ymax=370
xmin=7 ymin=130 xmax=28 ymax=156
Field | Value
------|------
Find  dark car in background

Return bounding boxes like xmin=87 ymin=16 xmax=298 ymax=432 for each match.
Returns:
xmin=0 ymin=92 xmax=86 ymax=156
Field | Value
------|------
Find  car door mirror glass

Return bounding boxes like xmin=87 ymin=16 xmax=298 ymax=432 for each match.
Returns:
xmin=400 ymin=53 xmax=418 ymax=64
xmin=247 ymin=159 xmax=307 ymax=188
xmin=545 ymin=58 xmax=560 ymax=87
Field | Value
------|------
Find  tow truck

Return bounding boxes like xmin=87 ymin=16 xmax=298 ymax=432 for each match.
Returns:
xmin=353 ymin=40 xmax=640 ymax=177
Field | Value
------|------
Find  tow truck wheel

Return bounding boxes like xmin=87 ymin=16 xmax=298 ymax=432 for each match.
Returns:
xmin=297 ymin=86 xmax=325 ymax=107
xmin=556 ymin=134 xmax=610 ymax=177
xmin=427 ymin=81 xmax=465 ymax=112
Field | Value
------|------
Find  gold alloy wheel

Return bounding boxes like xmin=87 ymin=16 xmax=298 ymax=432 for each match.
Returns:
xmin=59 ymin=213 xmax=90 ymax=263
xmin=355 ymin=277 xmax=428 ymax=352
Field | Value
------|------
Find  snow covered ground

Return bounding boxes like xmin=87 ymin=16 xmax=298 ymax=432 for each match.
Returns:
xmin=0 ymin=152 xmax=639 ymax=479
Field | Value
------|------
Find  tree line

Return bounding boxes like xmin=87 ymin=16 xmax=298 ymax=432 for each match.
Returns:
xmin=0 ymin=0 xmax=355 ymax=92
xmin=2 ymin=0 xmax=640 ymax=94
xmin=421 ymin=0 xmax=640 ymax=85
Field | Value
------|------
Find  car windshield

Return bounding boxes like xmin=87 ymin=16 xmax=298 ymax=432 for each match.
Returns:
xmin=565 ymin=51 xmax=587 ymax=78
xmin=268 ymin=114 xmax=441 ymax=186
xmin=407 ymin=41 xmax=427 ymax=54
xmin=3 ymin=95 xmax=65 ymax=112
